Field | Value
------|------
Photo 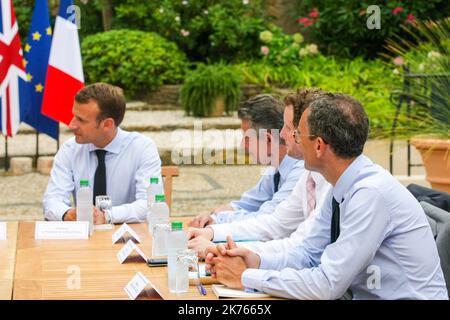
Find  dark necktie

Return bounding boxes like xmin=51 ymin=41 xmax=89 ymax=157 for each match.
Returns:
xmin=331 ymin=197 xmax=340 ymax=243
xmin=273 ymin=171 xmax=281 ymax=193
xmin=331 ymin=196 xmax=353 ymax=300
xmin=93 ymin=149 xmax=107 ymax=204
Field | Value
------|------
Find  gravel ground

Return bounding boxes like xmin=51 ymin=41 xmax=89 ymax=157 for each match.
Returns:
xmin=0 ymin=165 xmax=265 ymax=221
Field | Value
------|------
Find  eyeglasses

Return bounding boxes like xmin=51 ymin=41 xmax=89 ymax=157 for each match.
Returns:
xmin=292 ymin=130 xmax=316 ymax=144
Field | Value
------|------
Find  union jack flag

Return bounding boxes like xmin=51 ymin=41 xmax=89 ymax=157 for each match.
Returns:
xmin=0 ymin=0 xmax=29 ymax=137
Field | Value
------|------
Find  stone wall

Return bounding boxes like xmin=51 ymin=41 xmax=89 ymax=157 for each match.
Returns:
xmin=133 ymin=84 xmax=287 ymax=108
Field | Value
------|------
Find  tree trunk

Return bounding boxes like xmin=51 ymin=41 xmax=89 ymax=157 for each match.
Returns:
xmin=101 ymin=0 xmax=113 ymax=31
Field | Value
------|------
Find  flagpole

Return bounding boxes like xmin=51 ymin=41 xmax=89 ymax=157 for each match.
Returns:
xmin=5 ymin=136 xmax=9 ymax=171
xmin=56 ymin=124 xmax=60 ymax=151
xmin=35 ymin=131 xmax=39 ymax=168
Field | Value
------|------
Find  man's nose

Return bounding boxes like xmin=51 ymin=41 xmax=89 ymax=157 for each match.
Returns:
xmin=68 ymin=118 xmax=77 ymax=130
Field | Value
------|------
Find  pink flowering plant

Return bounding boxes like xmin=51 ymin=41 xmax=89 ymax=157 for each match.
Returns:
xmin=294 ymin=0 xmax=449 ymax=58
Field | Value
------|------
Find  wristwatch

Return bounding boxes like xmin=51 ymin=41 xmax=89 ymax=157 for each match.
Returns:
xmin=104 ymin=209 xmax=112 ymax=224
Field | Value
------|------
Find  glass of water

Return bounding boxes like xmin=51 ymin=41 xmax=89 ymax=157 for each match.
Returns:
xmin=95 ymin=195 xmax=113 ymax=228
xmin=176 ymin=249 xmax=198 ymax=293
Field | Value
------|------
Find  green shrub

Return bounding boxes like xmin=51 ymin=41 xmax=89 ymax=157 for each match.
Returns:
xmin=257 ymin=25 xmax=320 ymax=66
xmin=81 ymin=29 xmax=188 ymax=96
xmin=113 ymin=0 xmax=267 ymax=63
xmin=294 ymin=0 xmax=450 ymax=58
xmin=237 ymin=56 xmax=401 ymax=135
xmin=182 ymin=63 xmax=241 ymax=117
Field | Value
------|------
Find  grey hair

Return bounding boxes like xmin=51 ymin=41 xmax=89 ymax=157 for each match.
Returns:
xmin=307 ymin=93 xmax=369 ymax=158
xmin=237 ymin=94 xmax=284 ymax=131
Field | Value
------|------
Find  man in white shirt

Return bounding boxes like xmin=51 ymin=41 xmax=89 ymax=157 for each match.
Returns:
xmin=189 ymin=94 xmax=304 ymax=228
xmin=188 ymin=89 xmax=331 ymax=257
xmin=43 ymin=83 xmax=162 ymax=224
xmin=205 ymin=92 xmax=448 ymax=300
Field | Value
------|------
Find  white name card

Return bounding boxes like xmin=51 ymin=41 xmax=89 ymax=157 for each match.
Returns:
xmin=0 ymin=222 xmax=6 ymax=240
xmin=112 ymin=223 xmax=141 ymax=244
xmin=35 ymin=221 xmax=90 ymax=240
xmin=117 ymin=239 xmax=148 ymax=264
xmin=124 ymin=272 xmax=150 ymax=300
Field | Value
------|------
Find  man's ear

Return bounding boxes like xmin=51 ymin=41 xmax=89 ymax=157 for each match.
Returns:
xmin=315 ymin=137 xmax=327 ymax=158
xmin=103 ymin=118 xmax=115 ymax=130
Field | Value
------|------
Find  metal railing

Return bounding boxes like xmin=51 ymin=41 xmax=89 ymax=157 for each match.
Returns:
xmin=389 ymin=66 xmax=450 ymax=175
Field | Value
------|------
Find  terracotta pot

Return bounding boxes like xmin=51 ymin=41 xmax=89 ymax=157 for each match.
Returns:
xmin=210 ymin=96 xmax=225 ymax=117
xmin=411 ymin=137 xmax=450 ymax=193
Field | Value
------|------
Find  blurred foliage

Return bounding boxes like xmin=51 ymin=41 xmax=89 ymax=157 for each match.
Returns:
xmin=237 ymin=55 xmax=401 ymax=136
xmin=181 ymin=63 xmax=241 ymax=117
xmin=383 ymin=18 xmax=450 ymax=139
xmin=81 ymin=29 xmax=189 ymax=97
xmin=294 ymin=0 xmax=450 ymax=58
xmin=112 ymin=0 xmax=267 ymax=63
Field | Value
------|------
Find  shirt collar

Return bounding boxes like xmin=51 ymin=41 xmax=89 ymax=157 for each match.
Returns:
xmin=277 ymin=155 xmax=300 ymax=179
xmin=88 ymin=128 xmax=125 ymax=155
xmin=332 ymin=154 xmax=372 ymax=203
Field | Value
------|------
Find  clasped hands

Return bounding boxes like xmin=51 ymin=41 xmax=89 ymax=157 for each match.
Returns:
xmin=203 ymin=235 xmax=261 ymax=290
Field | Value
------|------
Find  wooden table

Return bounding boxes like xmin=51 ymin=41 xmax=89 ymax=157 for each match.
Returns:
xmin=0 ymin=222 xmax=18 ymax=300
xmin=13 ymin=218 xmax=217 ymax=300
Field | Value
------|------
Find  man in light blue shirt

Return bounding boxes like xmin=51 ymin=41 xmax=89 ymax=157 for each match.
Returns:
xmin=43 ymin=83 xmax=161 ymax=224
xmin=189 ymin=94 xmax=303 ymax=228
xmin=206 ymin=92 xmax=448 ymax=300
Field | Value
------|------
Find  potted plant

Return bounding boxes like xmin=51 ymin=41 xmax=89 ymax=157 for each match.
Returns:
xmin=181 ymin=63 xmax=241 ymax=117
xmin=385 ymin=18 xmax=450 ymax=192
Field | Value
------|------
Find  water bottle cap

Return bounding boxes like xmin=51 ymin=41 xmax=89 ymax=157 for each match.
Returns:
xmin=80 ymin=179 xmax=89 ymax=187
xmin=171 ymin=221 xmax=183 ymax=230
xmin=150 ymin=177 xmax=159 ymax=184
xmin=155 ymin=194 xmax=165 ymax=202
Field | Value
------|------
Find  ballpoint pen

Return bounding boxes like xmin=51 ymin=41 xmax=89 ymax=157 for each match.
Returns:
xmin=197 ymin=283 xmax=207 ymax=296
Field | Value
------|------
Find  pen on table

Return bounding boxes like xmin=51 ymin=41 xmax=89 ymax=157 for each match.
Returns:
xmin=197 ymin=283 xmax=207 ymax=296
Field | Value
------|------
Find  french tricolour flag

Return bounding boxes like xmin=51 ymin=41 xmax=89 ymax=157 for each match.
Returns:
xmin=42 ymin=0 xmax=84 ymax=125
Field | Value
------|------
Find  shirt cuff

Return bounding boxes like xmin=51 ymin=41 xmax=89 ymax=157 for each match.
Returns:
xmin=258 ymin=252 xmax=279 ymax=270
xmin=210 ymin=224 xmax=231 ymax=242
xmin=110 ymin=206 xmax=128 ymax=224
xmin=46 ymin=202 xmax=71 ymax=221
xmin=242 ymin=268 xmax=270 ymax=292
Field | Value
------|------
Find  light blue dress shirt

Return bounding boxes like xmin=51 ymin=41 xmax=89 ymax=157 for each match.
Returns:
xmin=43 ymin=128 xmax=162 ymax=223
xmin=213 ymin=155 xmax=304 ymax=224
xmin=242 ymin=155 xmax=448 ymax=300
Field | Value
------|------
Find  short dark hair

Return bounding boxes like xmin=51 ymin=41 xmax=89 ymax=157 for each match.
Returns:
xmin=237 ymin=94 xmax=284 ymax=131
xmin=75 ymin=83 xmax=126 ymax=126
xmin=307 ymin=93 xmax=369 ymax=158
xmin=284 ymin=88 xmax=325 ymax=127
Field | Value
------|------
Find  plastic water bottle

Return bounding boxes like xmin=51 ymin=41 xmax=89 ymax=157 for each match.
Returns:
xmin=146 ymin=177 xmax=163 ymax=233
xmin=167 ymin=221 xmax=187 ymax=293
xmin=76 ymin=179 xmax=93 ymax=236
xmin=147 ymin=194 xmax=169 ymax=234
xmin=147 ymin=177 xmax=161 ymax=207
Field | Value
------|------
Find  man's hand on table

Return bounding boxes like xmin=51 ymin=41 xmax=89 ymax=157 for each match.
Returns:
xmin=63 ymin=206 xmax=107 ymax=224
xmin=205 ymin=236 xmax=261 ymax=289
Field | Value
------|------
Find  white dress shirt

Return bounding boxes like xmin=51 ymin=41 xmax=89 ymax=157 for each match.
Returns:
xmin=43 ymin=128 xmax=162 ymax=223
xmin=213 ymin=155 xmax=304 ymax=224
xmin=210 ymin=171 xmax=331 ymax=246
xmin=242 ymin=155 xmax=448 ymax=300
